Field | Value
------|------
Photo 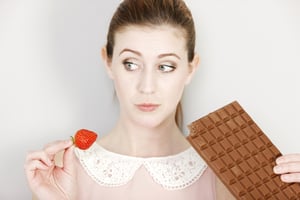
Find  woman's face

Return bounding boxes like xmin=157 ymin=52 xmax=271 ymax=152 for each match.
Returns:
xmin=104 ymin=25 xmax=198 ymax=128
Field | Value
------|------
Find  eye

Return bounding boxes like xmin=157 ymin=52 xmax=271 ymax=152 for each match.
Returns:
xmin=158 ymin=64 xmax=176 ymax=73
xmin=123 ymin=61 xmax=139 ymax=71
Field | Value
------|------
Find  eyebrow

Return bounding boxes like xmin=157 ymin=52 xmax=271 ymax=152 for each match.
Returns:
xmin=119 ymin=48 xmax=142 ymax=56
xmin=119 ymin=48 xmax=181 ymax=60
xmin=158 ymin=53 xmax=181 ymax=60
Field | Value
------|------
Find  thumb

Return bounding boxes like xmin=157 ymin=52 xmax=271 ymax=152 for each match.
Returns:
xmin=63 ymin=144 xmax=76 ymax=174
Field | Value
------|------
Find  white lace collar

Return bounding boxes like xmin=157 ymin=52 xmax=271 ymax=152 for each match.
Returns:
xmin=75 ymin=143 xmax=207 ymax=190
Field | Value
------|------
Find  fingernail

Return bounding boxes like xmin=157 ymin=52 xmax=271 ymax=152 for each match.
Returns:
xmin=281 ymin=175 xmax=291 ymax=182
xmin=276 ymin=157 xmax=284 ymax=164
xmin=273 ymin=166 xmax=282 ymax=173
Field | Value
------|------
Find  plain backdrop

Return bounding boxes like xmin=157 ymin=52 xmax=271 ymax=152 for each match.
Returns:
xmin=0 ymin=0 xmax=299 ymax=199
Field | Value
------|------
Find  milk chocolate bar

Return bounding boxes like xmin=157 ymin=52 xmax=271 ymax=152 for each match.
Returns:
xmin=187 ymin=101 xmax=300 ymax=200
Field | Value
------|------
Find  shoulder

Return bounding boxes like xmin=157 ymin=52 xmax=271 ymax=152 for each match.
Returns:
xmin=215 ymin=176 xmax=236 ymax=200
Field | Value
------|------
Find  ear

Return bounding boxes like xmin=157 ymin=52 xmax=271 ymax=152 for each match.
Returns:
xmin=185 ymin=53 xmax=200 ymax=85
xmin=101 ymin=46 xmax=114 ymax=79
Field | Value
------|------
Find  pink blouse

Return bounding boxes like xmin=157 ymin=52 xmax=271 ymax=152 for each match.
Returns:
xmin=74 ymin=143 xmax=216 ymax=200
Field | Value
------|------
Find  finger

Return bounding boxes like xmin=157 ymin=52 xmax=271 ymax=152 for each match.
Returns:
xmin=280 ymin=173 xmax=300 ymax=183
xmin=276 ymin=153 xmax=300 ymax=164
xmin=24 ymin=159 xmax=52 ymax=180
xmin=25 ymin=150 xmax=54 ymax=167
xmin=43 ymin=139 xmax=73 ymax=156
xmin=273 ymin=162 xmax=300 ymax=174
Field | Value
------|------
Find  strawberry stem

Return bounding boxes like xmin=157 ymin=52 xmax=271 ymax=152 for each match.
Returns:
xmin=70 ymin=136 xmax=75 ymax=144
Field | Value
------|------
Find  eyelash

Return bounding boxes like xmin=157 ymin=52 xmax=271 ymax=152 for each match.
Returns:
xmin=123 ymin=61 xmax=139 ymax=71
xmin=158 ymin=64 xmax=176 ymax=73
xmin=122 ymin=61 xmax=176 ymax=73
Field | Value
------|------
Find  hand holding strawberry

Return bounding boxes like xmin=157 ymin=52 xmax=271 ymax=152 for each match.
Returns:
xmin=24 ymin=129 xmax=98 ymax=200
xmin=24 ymin=139 xmax=76 ymax=200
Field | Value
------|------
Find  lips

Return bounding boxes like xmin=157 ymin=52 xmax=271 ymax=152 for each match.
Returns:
xmin=136 ymin=103 xmax=160 ymax=112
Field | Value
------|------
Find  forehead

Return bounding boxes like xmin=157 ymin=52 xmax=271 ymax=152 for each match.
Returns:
xmin=113 ymin=25 xmax=188 ymax=57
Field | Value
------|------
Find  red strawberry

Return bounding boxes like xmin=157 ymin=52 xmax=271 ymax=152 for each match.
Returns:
xmin=72 ymin=129 xmax=98 ymax=150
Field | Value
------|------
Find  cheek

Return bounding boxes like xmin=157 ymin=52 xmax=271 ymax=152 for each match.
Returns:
xmin=113 ymin=78 xmax=125 ymax=97
xmin=113 ymin=75 xmax=134 ymax=100
xmin=162 ymin=76 xmax=187 ymax=102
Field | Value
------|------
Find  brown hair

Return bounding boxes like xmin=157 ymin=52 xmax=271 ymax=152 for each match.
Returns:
xmin=105 ymin=0 xmax=196 ymax=129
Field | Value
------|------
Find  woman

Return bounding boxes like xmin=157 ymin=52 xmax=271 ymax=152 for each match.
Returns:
xmin=24 ymin=0 xmax=300 ymax=199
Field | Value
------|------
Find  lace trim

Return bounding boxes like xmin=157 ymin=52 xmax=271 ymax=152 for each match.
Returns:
xmin=75 ymin=143 xmax=207 ymax=190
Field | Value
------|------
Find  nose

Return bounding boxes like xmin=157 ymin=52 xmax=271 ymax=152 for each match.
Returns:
xmin=138 ymin=68 xmax=156 ymax=94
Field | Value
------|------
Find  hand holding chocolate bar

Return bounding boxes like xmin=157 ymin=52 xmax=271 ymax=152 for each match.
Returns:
xmin=274 ymin=154 xmax=300 ymax=183
xmin=187 ymin=101 xmax=300 ymax=199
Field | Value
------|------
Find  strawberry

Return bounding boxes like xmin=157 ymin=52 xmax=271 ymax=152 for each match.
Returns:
xmin=72 ymin=129 xmax=98 ymax=150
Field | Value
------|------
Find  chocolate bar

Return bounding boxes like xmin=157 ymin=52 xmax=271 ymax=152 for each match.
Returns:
xmin=187 ymin=101 xmax=300 ymax=199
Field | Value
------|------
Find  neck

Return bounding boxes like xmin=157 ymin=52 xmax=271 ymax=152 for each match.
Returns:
xmin=100 ymin=116 xmax=190 ymax=157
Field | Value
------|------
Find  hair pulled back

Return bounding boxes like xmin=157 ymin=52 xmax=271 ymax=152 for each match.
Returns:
xmin=105 ymin=0 xmax=196 ymax=129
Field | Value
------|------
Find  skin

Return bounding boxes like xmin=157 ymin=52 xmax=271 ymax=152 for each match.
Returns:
xmin=24 ymin=140 xmax=76 ymax=200
xmin=99 ymin=25 xmax=199 ymax=157
xmin=24 ymin=24 xmax=300 ymax=200
xmin=274 ymin=153 xmax=300 ymax=182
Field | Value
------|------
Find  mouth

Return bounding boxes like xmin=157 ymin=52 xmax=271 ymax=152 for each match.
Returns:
xmin=135 ymin=103 xmax=160 ymax=112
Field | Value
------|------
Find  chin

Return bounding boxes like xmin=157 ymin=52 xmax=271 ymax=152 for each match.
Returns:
xmin=137 ymin=120 xmax=162 ymax=129
xmin=133 ymin=114 xmax=173 ymax=129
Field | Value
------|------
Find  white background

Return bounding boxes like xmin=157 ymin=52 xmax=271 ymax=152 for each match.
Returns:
xmin=0 ymin=0 xmax=299 ymax=199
